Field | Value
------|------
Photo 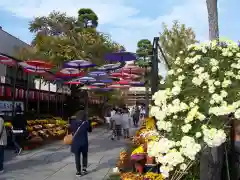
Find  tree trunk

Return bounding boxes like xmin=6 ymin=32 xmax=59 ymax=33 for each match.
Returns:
xmin=200 ymin=1 xmax=222 ymax=180
xmin=206 ymin=0 xmax=219 ymax=40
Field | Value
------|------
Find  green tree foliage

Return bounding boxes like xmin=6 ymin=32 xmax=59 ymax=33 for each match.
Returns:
xmin=15 ymin=9 xmax=124 ymax=113
xmin=78 ymin=8 xmax=99 ymax=28
xmin=135 ymin=39 xmax=152 ymax=67
xmin=29 ymin=11 xmax=77 ymax=37
xmin=15 ymin=9 xmax=123 ymax=66
xmin=159 ymin=20 xmax=198 ymax=68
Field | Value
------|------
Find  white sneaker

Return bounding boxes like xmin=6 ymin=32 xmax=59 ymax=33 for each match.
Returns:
xmin=0 ymin=169 xmax=4 ymax=173
xmin=18 ymin=148 xmax=22 ymax=155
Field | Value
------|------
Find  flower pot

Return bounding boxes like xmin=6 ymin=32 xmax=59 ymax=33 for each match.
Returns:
xmin=144 ymin=164 xmax=158 ymax=173
xmin=135 ymin=163 xmax=144 ymax=174
xmin=146 ymin=156 xmax=155 ymax=164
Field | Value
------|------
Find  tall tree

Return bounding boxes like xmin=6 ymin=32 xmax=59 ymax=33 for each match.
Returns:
xmin=16 ymin=10 xmax=122 ymax=66
xmin=29 ymin=11 xmax=77 ymax=38
xmin=159 ymin=20 xmax=198 ymax=68
xmin=78 ymin=8 xmax=99 ymax=28
xmin=135 ymin=39 xmax=152 ymax=67
xmin=206 ymin=0 xmax=219 ymax=40
xmin=15 ymin=9 xmax=123 ymax=116
xmin=135 ymin=39 xmax=152 ymax=116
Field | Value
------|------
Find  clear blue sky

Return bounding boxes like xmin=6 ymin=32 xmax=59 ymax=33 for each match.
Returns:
xmin=0 ymin=0 xmax=238 ymax=52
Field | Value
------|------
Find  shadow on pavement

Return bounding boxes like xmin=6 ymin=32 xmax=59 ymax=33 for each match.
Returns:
xmin=5 ymin=151 xmax=70 ymax=172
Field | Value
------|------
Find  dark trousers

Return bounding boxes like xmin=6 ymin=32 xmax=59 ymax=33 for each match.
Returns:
xmin=133 ymin=117 xmax=139 ymax=126
xmin=12 ymin=134 xmax=22 ymax=152
xmin=0 ymin=145 xmax=4 ymax=170
xmin=74 ymin=151 xmax=88 ymax=172
xmin=123 ymin=129 xmax=129 ymax=138
xmin=115 ymin=125 xmax=121 ymax=140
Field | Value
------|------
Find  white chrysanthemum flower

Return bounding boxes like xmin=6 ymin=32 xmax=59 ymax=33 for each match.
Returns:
xmin=181 ymin=124 xmax=192 ymax=133
xmin=180 ymin=163 xmax=187 ymax=170
xmin=195 ymin=132 xmax=202 ymax=138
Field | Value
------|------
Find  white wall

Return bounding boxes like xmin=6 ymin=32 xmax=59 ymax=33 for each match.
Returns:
xmin=0 ymin=28 xmax=30 ymax=77
xmin=34 ymin=79 xmax=71 ymax=94
xmin=34 ymin=79 xmax=57 ymax=92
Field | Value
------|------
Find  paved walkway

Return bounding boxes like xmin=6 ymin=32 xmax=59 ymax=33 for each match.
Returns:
xmin=1 ymin=127 xmax=137 ymax=180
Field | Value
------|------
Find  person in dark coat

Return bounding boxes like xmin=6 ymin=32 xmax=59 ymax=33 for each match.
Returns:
xmin=11 ymin=106 xmax=27 ymax=154
xmin=70 ymin=109 xmax=92 ymax=177
xmin=133 ymin=105 xmax=140 ymax=127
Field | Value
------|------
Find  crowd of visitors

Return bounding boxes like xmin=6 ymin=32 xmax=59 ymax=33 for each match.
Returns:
xmin=106 ymin=104 xmax=146 ymax=140
xmin=0 ymin=104 xmax=146 ymax=177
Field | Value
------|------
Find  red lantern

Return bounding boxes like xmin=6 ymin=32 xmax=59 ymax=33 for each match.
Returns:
xmin=44 ymin=93 xmax=47 ymax=101
xmin=51 ymin=94 xmax=54 ymax=101
xmin=19 ymin=89 xmax=24 ymax=99
xmin=15 ymin=88 xmax=19 ymax=98
xmin=6 ymin=87 xmax=11 ymax=97
xmin=29 ymin=91 xmax=35 ymax=99
xmin=0 ymin=85 xmax=4 ymax=96
xmin=25 ymin=91 xmax=28 ymax=99
xmin=40 ymin=92 xmax=44 ymax=100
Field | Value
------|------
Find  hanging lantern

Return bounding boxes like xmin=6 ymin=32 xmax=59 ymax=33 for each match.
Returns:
xmin=40 ymin=92 xmax=44 ymax=100
xmin=32 ymin=91 xmax=36 ymax=100
xmin=29 ymin=91 xmax=35 ymax=100
xmin=19 ymin=89 xmax=24 ymax=99
xmin=51 ymin=94 xmax=55 ymax=101
xmin=44 ymin=93 xmax=48 ymax=101
xmin=15 ymin=88 xmax=19 ymax=98
xmin=6 ymin=87 xmax=11 ymax=97
xmin=0 ymin=85 xmax=4 ymax=97
xmin=25 ymin=91 xmax=28 ymax=99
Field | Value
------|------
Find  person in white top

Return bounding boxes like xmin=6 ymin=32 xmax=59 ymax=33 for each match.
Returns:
xmin=110 ymin=108 xmax=116 ymax=130
xmin=0 ymin=115 xmax=7 ymax=173
xmin=104 ymin=109 xmax=111 ymax=130
xmin=121 ymin=108 xmax=131 ymax=138
xmin=111 ymin=109 xmax=122 ymax=140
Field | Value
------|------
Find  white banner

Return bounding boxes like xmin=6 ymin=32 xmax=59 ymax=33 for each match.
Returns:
xmin=0 ymin=101 xmax=24 ymax=112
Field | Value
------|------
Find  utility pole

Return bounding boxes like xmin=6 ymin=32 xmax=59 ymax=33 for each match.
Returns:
xmin=151 ymin=37 xmax=159 ymax=96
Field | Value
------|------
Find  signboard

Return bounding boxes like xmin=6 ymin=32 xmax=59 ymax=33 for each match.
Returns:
xmin=0 ymin=101 xmax=24 ymax=112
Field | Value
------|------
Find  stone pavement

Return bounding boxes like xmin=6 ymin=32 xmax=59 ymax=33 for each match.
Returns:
xmin=1 ymin=127 xmax=138 ymax=180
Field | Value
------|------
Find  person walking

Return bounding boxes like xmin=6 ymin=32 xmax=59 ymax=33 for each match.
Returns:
xmin=70 ymin=108 xmax=92 ymax=177
xmin=110 ymin=108 xmax=116 ymax=130
xmin=121 ymin=108 xmax=130 ymax=139
xmin=12 ymin=107 xmax=27 ymax=155
xmin=105 ymin=109 xmax=111 ymax=130
xmin=111 ymin=109 xmax=122 ymax=140
xmin=0 ymin=113 xmax=7 ymax=173
xmin=133 ymin=105 xmax=140 ymax=127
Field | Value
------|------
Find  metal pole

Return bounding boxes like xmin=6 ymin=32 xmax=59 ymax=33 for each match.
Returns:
xmin=144 ymin=56 xmax=149 ymax=117
xmin=151 ymin=37 xmax=159 ymax=96
xmin=48 ymin=82 xmax=50 ymax=113
xmin=12 ymin=67 xmax=18 ymax=116
xmin=230 ymin=118 xmax=237 ymax=180
xmin=37 ymin=78 xmax=41 ymax=116
xmin=25 ymin=73 xmax=29 ymax=113
xmin=61 ymin=90 xmax=64 ymax=119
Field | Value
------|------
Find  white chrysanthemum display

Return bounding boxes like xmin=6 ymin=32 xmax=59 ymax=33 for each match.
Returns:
xmin=148 ymin=39 xmax=240 ymax=179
